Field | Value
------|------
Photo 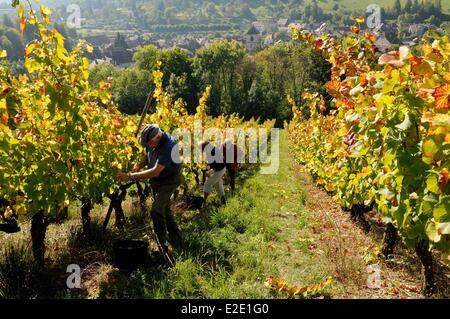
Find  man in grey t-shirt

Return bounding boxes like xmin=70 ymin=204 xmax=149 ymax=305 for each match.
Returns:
xmin=118 ymin=124 xmax=182 ymax=264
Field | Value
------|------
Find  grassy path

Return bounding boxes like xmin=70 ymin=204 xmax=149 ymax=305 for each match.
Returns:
xmin=74 ymin=130 xmax=335 ymax=298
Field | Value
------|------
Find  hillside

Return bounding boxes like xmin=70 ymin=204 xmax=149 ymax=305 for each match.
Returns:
xmin=39 ymin=0 xmax=450 ymax=15
xmin=33 ymin=0 xmax=450 ymax=32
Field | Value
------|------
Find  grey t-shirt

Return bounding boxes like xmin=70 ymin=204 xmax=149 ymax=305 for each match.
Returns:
xmin=147 ymin=131 xmax=182 ymax=181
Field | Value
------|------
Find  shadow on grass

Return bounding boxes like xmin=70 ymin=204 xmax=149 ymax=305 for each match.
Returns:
xmin=0 ymin=243 xmax=36 ymax=299
xmin=0 ymin=240 xmax=79 ymax=299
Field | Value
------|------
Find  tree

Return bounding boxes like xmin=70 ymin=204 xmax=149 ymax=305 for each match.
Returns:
xmin=112 ymin=68 xmax=153 ymax=115
xmin=133 ymin=44 xmax=159 ymax=71
xmin=2 ymin=14 xmax=15 ymax=28
xmin=156 ymin=0 xmax=165 ymax=12
xmin=23 ymin=23 xmax=37 ymax=43
xmin=89 ymin=64 xmax=119 ymax=87
xmin=193 ymin=40 xmax=246 ymax=115
xmin=160 ymin=47 xmax=198 ymax=112
xmin=114 ymin=32 xmax=128 ymax=49
xmin=393 ymin=0 xmax=402 ymax=16
xmin=133 ymin=45 xmax=198 ymax=112
xmin=0 ymin=26 xmax=24 ymax=61
xmin=435 ymin=0 xmax=442 ymax=12
xmin=443 ymin=23 xmax=450 ymax=37
xmin=164 ymin=7 xmax=178 ymax=24
xmin=238 ymin=4 xmax=256 ymax=20
xmin=204 ymin=3 xmax=220 ymax=18
xmin=0 ymin=35 xmax=13 ymax=57
xmin=413 ymin=0 xmax=420 ymax=13
xmin=405 ymin=0 xmax=413 ymax=13
xmin=311 ymin=0 xmax=320 ymax=20
xmin=248 ymin=77 xmax=280 ymax=121
xmin=252 ymin=42 xmax=330 ymax=124
xmin=89 ymin=64 xmax=152 ymax=115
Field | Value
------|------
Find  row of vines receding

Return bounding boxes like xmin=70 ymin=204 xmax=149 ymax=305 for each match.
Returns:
xmin=286 ymin=17 xmax=449 ymax=296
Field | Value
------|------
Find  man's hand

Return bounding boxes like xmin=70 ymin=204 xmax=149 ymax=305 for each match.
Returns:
xmin=118 ymin=171 xmax=131 ymax=182
xmin=118 ymin=164 xmax=165 ymax=182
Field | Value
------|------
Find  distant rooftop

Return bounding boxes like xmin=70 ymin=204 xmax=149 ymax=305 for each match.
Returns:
xmin=246 ymin=25 xmax=260 ymax=35
xmin=84 ymin=35 xmax=112 ymax=47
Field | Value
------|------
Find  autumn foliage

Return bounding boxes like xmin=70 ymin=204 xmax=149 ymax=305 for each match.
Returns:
xmin=287 ymin=21 xmax=450 ymax=257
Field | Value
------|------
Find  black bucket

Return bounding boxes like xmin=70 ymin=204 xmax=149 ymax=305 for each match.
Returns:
xmin=184 ymin=196 xmax=205 ymax=210
xmin=113 ymin=239 xmax=149 ymax=270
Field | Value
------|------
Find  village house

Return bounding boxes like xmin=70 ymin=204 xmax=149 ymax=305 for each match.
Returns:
xmin=105 ymin=48 xmax=134 ymax=68
xmin=155 ymin=39 xmax=174 ymax=50
xmin=125 ymin=35 xmax=143 ymax=50
xmin=83 ymin=35 xmax=114 ymax=65
xmin=83 ymin=45 xmax=103 ymax=61
xmin=264 ymin=34 xmax=274 ymax=47
xmin=367 ymin=23 xmax=393 ymax=53
xmin=173 ymin=37 xmax=202 ymax=55
xmin=84 ymin=35 xmax=113 ymax=48
xmin=88 ymin=57 xmax=113 ymax=70
xmin=277 ymin=18 xmax=290 ymax=31
xmin=244 ymin=25 xmax=261 ymax=52
xmin=382 ymin=20 xmax=399 ymax=43
xmin=273 ymin=30 xmax=292 ymax=42
xmin=198 ymin=37 xmax=211 ymax=49
xmin=252 ymin=21 xmax=267 ymax=34
xmin=252 ymin=19 xmax=276 ymax=34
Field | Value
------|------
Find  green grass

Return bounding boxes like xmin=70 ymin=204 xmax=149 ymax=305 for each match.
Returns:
xmin=81 ymin=130 xmax=336 ymax=298
xmin=0 ymin=243 xmax=35 ymax=299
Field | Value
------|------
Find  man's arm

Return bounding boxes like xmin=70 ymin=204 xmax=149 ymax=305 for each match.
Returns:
xmin=131 ymin=163 xmax=166 ymax=181
xmin=118 ymin=163 xmax=166 ymax=182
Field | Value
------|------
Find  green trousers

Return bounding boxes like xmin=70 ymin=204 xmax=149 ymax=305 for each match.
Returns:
xmin=150 ymin=173 xmax=182 ymax=251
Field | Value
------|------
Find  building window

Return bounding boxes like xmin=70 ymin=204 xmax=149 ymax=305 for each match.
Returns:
xmin=251 ymin=36 xmax=254 ymax=41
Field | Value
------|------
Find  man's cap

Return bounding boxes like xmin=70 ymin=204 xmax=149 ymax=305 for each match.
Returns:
xmin=139 ymin=124 xmax=161 ymax=147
